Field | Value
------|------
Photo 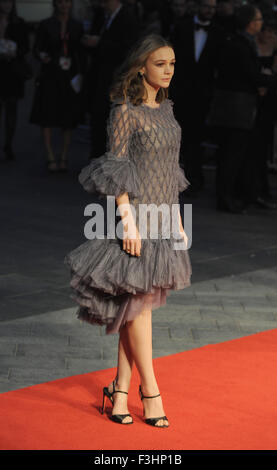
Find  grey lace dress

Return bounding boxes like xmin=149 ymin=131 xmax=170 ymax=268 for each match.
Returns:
xmin=64 ymin=97 xmax=192 ymax=334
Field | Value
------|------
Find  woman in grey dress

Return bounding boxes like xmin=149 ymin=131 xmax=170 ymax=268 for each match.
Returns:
xmin=64 ymin=34 xmax=192 ymax=428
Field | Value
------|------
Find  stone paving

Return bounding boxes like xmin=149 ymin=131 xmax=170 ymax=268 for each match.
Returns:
xmin=0 ymin=76 xmax=277 ymax=393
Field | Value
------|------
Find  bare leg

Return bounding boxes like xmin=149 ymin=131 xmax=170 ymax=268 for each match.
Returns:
xmin=107 ymin=324 xmax=134 ymax=423
xmin=42 ymin=127 xmax=58 ymax=170
xmin=125 ymin=309 xmax=169 ymax=427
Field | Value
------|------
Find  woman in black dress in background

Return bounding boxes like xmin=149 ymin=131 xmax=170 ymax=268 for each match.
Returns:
xmin=30 ymin=0 xmax=85 ymax=173
xmin=251 ymin=20 xmax=277 ymax=206
xmin=237 ymin=19 xmax=277 ymax=209
xmin=0 ymin=0 xmax=30 ymax=160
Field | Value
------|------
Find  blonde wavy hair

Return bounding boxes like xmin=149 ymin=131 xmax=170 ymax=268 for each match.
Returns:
xmin=109 ymin=33 xmax=174 ymax=106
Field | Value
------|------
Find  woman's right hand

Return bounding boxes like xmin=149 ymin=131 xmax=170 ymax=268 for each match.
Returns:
xmin=122 ymin=222 xmax=142 ymax=257
xmin=116 ymin=196 xmax=141 ymax=257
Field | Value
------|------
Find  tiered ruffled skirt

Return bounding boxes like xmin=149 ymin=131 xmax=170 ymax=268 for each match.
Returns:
xmin=64 ymin=235 xmax=192 ymax=335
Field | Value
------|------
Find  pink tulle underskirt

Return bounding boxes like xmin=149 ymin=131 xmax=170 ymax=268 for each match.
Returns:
xmin=106 ymin=286 xmax=169 ymax=334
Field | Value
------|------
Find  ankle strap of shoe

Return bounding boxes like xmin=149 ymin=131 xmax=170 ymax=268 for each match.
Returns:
xmin=142 ymin=393 xmax=160 ymax=399
xmin=140 ymin=386 xmax=161 ymax=399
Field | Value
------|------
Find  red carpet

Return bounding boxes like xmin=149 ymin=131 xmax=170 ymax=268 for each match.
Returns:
xmin=0 ymin=329 xmax=277 ymax=450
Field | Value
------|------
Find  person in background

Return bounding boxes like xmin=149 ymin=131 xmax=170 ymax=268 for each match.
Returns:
xmin=160 ymin=0 xmax=189 ymax=39
xmin=185 ymin=0 xmax=198 ymax=17
xmin=209 ymin=4 xmax=277 ymax=213
xmin=170 ymin=0 xmax=222 ymax=196
xmin=214 ymin=0 xmax=236 ymax=34
xmin=82 ymin=0 xmax=139 ymax=160
xmin=0 ymin=0 xmax=30 ymax=161
xmin=30 ymin=0 xmax=86 ymax=173
xmin=124 ymin=0 xmax=144 ymax=24
xmin=138 ymin=0 xmax=162 ymax=35
xmin=238 ymin=19 xmax=277 ymax=209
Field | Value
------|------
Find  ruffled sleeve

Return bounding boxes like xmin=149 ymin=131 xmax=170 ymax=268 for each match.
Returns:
xmin=177 ymin=163 xmax=191 ymax=193
xmin=78 ymin=100 xmax=141 ymax=199
xmin=165 ymin=98 xmax=191 ymax=193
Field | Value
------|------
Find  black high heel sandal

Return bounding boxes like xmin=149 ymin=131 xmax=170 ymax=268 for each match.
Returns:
xmin=101 ymin=379 xmax=133 ymax=425
xmin=138 ymin=384 xmax=169 ymax=428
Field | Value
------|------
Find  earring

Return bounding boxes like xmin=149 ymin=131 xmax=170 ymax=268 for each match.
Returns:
xmin=139 ymin=71 xmax=143 ymax=77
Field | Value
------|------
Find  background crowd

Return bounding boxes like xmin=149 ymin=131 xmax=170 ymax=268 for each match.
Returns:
xmin=1 ymin=0 xmax=277 ymax=214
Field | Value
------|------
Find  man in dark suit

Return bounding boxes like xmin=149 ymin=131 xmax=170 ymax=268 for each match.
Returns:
xmin=209 ymin=4 xmax=277 ymax=213
xmin=82 ymin=0 xmax=140 ymax=159
xmin=170 ymin=0 xmax=223 ymax=195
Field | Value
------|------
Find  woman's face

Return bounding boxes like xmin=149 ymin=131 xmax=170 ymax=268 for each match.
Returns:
xmin=0 ymin=0 xmax=14 ymax=15
xmin=140 ymin=46 xmax=176 ymax=90
xmin=55 ymin=0 xmax=72 ymax=15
